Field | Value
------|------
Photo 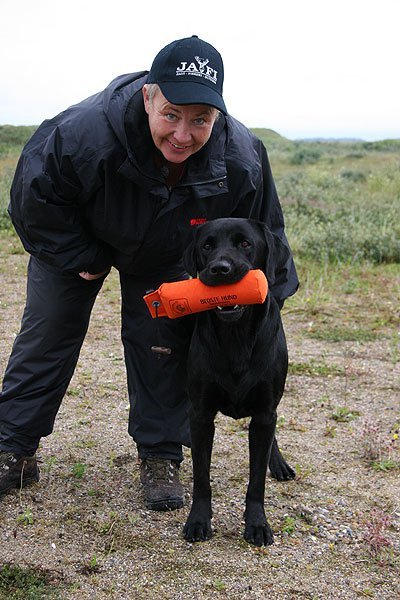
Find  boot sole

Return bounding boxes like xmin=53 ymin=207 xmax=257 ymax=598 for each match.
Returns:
xmin=146 ymin=497 xmax=184 ymax=511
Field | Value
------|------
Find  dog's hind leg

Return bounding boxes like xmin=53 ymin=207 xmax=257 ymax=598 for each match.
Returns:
xmin=183 ymin=409 xmax=216 ymax=542
xmin=268 ymin=437 xmax=296 ymax=481
xmin=244 ymin=412 xmax=276 ymax=546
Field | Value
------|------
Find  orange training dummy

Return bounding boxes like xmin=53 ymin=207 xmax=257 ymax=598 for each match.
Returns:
xmin=143 ymin=269 xmax=268 ymax=319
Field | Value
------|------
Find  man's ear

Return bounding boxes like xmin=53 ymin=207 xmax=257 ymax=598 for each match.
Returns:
xmin=255 ymin=222 xmax=291 ymax=285
xmin=142 ymin=85 xmax=151 ymax=115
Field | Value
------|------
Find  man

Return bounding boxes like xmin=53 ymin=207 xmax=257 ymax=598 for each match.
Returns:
xmin=0 ymin=36 xmax=298 ymax=510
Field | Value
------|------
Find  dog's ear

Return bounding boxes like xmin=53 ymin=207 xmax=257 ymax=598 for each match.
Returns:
xmin=254 ymin=222 xmax=291 ymax=285
xmin=183 ymin=227 xmax=201 ymax=277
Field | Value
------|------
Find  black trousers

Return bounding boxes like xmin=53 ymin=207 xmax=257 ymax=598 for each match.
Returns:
xmin=0 ymin=257 xmax=193 ymax=461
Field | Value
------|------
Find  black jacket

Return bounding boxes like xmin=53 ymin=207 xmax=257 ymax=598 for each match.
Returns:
xmin=9 ymin=72 xmax=298 ymax=302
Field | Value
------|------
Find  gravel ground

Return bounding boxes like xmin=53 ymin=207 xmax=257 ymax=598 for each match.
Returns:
xmin=0 ymin=247 xmax=399 ymax=599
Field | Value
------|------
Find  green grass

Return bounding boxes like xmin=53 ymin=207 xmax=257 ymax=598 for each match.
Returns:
xmin=0 ymin=125 xmax=36 ymax=157
xmin=330 ymin=406 xmax=361 ymax=422
xmin=307 ymin=325 xmax=379 ymax=343
xmin=0 ymin=126 xmax=37 ymax=230
xmin=281 ymin=516 xmax=296 ymax=535
xmin=285 ymin=261 xmax=399 ymax=343
xmin=16 ymin=508 xmax=34 ymax=526
xmin=267 ymin=135 xmax=400 ymax=265
xmin=0 ymin=564 xmax=62 ymax=599
xmin=0 ymin=157 xmax=16 ymax=230
xmin=71 ymin=462 xmax=87 ymax=478
xmin=278 ymin=162 xmax=400 ymax=264
xmin=289 ymin=359 xmax=344 ymax=377
xmin=371 ymin=459 xmax=398 ymax=472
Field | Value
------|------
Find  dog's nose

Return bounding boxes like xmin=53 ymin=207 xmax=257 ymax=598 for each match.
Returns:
xmin=209 ymin=260 xmax=232 ymax=276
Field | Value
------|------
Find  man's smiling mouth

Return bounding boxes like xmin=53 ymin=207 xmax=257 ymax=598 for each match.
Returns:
xmin=168 ymin=140 xmax=190 ymax=150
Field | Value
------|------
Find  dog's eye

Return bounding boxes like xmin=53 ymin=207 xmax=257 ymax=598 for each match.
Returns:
xmin=239 ymin=240 xmax=251 ymax=248
xmin=203 ymin=243 xmax=212 ymax=251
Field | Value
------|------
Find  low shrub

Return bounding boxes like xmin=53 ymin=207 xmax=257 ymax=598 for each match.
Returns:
xmin=289 ymin=147 xmax=322 ymax=165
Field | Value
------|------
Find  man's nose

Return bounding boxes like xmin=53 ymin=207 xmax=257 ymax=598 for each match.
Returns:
xmin=173 ymin=121 xmax=192 ymax=144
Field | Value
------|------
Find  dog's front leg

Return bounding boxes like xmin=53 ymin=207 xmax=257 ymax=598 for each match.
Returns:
xmin=183 ymin=410 xmax=215 ymax=542
xmin=244 ymin=411 xmax=277 ymax=546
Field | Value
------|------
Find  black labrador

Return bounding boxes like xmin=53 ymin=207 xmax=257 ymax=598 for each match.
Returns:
xmin=183 ymin=217 xmax=295 ymax=546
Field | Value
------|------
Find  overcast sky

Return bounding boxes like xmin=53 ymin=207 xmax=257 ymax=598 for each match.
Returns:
xmin=1 ymin=0 xmax=399 ymax=140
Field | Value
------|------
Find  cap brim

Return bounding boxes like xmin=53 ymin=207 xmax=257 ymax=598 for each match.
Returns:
xmin=159 ymin=82 xmax=227 ymax=115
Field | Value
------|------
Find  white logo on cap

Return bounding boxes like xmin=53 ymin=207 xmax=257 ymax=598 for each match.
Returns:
xmin=195 ymin=56 xmax=209 ymax=72
xmin=176 ymin=56 xmax=218 ymax=84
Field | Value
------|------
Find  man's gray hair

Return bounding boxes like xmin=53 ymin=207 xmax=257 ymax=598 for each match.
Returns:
xmin=144 ymin=83 xmax=160 ymax=103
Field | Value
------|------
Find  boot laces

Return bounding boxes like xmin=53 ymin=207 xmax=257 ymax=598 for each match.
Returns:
xmin=144 ymin=459 xmax=177 ymax=484
xmin=0 ymin=452 xmax=19 ymax=471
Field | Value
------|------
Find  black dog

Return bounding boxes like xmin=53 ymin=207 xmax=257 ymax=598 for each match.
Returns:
xmin=183 ymin=217 xmax=295 ymax=546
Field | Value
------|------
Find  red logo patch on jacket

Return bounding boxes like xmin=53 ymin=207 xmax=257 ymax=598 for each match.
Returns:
xmin=190 ymin=218 xmax=207 ymax=227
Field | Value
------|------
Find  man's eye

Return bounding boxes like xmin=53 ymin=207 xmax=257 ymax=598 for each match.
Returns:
xmin=166 ymin=113 xmax=177 ymax=121
xmin=194 ymin=118 xmax=205 ymax=126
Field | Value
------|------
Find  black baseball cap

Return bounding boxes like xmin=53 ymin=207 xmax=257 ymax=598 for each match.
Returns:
xmin=147 ymin=35 xmax=227 ymax=114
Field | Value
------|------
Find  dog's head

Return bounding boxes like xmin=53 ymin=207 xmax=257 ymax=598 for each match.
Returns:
xmin=183 ymin=218 xmax=290 ymax=321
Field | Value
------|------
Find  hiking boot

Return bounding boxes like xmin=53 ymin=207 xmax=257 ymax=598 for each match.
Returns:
xmin=140 ymin=458 xmax=184 ymax=511
xmin=0 ymin=452 xmax=39 ymax=497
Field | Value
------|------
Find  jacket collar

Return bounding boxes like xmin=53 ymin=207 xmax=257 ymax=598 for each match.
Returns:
xmin=103 ymin=72 xmax=148 ymax=147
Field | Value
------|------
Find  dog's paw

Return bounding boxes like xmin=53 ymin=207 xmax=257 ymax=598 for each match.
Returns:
xmin=269 ymin=460 xmax=296 ymax=481
xmin=244 ymin=503 xmax=274 ymax=546
xmin=183 ymin=518 xmax=212 ymax=542
xmin=243 ymin=522 xmax=274 ymax=546
xmin=269 ymin=454 xmax=296 ymax=481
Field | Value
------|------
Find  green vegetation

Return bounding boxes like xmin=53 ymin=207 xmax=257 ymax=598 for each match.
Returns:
xmin=0 ymin=563 xmax=61 ymax=599
xmin=281 ymin=515 xmax=296 ymax=535
xmin=71 ymin=462 xmax=87 ymax=478
xmin=16 ymin=508 xmax=34 ymax=526
xmin=269 ymin=135 xmax=400 ymax=265
xmin=249 ymin=129 xmax=400 ymax=265
xmin=371 ymin=458 xmax=398 ymax=472
xmin=289 ymin=359 xmax=344 ymax=377
xmin=307 ymin=325 xmax=379 ymax=343
xmin=0 ymin=125 xmax=36 ymax=157
xmin=330 ymin=406 xmax=361 ymax=423
xmin=0 ymin=125 xmax=37 ymax=231
xmin=79 ymin=554 xmax=100 ymax=575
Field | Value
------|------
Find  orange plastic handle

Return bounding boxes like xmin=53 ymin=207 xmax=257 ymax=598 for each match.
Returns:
xmin=143 ymin=269 xmax=268 ymax=319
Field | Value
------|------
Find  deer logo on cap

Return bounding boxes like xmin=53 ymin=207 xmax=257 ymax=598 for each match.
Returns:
xmin=195 ymin=56 xmax=209 ymax=72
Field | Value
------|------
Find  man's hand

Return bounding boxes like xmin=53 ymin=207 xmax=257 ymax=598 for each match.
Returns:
xmin=78 ymin=270 xmax=109 ymax=281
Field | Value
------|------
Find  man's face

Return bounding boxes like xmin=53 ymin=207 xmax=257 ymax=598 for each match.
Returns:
xmin=143 ymin=86 xmax=218 ymax=163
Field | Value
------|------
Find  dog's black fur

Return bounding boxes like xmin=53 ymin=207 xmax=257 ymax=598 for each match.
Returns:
xmin=183 ymin=217 xmax=295 ymax=546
